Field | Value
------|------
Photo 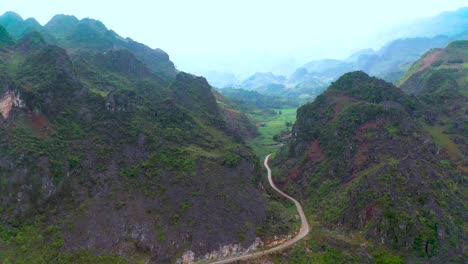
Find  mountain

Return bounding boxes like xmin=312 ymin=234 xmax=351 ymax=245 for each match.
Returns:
xmin=271 ymin=71 xmax=465 ymax=262
xmin=290 ymin=8 xmax=468 ymax=87
xmin=219 ymin=88 xmax=300 ymax=110
xmin=386 ymin=7 xmax=468 ymax=40
xmin=0 ymin=11 xmax=42 ymax=38
xmin=358 ymin=34 xmax=454 ymax=82
xmin=42 ymin=14 xmax=177 ymax=78
xmin=398 ymin=40 xmax=468 ymax=162
xmin=0 ymin=11 xmax=58 ymax=46
xmin=238 ymin=72 xmax=286 ymax=91
xmin=298 ymin=59 xmax=356 ymax=82
xmin=292 ymin=34 xmax=462 ymax=87
xmin=235 ymin=71 xmax=327 ymax=103
xmin=345 ymin=48 xmax=375 ymax=62
xmin=0 ymin=13 xmax=291 ymax=263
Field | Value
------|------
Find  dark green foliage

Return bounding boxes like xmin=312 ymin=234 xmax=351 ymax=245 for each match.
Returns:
xmin=223 ymin=153 xmax=242 ymax=167
xmin=0 ymin=24 xmax=14 ymax=46
xmin=16 ymin=31 xmax=46 ymax=51
xmin=220 ymin=88 xmax=300 ymax=110
xmin=0 ymin=18 xmax=267 ymax=262
xmin=154 ymin=224 xmax=166 ymax=242
xmin=274 ymin=71 xmax=465 ymax=262
xmin=372 ymin=250 xmax=404 ymax=264
xmin=0 ymin=225 xmax=127 ymax=263
xmin=399 ymin=40 xmax=467 ymax=161
xmin=256 ymin=200 xmax=296 ymax=239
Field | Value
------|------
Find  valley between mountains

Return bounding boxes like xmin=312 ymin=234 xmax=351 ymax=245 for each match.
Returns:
xmin=0 ymin=7 xmax=466 ymax=264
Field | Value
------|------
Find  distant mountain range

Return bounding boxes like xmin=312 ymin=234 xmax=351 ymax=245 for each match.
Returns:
xmin=381 ymin=6 xmax=468 ymax=40
xmin=211 ymin=7 xmax=468 ymax=104
xmin=0 ymin=7 xmax=466 ymax=264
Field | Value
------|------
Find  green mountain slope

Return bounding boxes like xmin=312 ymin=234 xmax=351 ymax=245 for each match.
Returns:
xmin=0 ymin=24 xmax=14 ymax=47
xmin=272 ymin=71 xmax=465 ymax=263
xmin=0 ymin=15 xmax=271 ymax=263
xmin=43 ymin=15 xmax=176 ymax=78
xmin=399 ymin=40 xmax=468 ymax=166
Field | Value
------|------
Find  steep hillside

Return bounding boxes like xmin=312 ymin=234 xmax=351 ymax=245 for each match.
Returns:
xmin=0 ymin=17 xmax=271 ymax=263
xmin=272 ymin=71 xmax=465 ymax=263
xmin=399 ymin=40 xmax=468 ymax=168
xmin=0 ymin=10 xmax=173 ymax=76
xmin=213 ymin=89 xmax=258 ymax=141
xmin=45 ymin=15 xmax=176 ymax=78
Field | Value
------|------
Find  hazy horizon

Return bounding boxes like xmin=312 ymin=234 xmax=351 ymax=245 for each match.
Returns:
xmin=2 ymin=0 xmax=467 ymax=79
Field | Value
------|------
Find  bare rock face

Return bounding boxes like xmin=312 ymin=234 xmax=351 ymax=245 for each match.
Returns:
xmin=0 ymin=90 xmax=23 ymax=119
xmin=179 ymin=237 xmax=264 ymax=263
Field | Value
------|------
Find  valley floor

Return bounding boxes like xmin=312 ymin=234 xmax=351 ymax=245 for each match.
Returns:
xmin=247 ymin=107 xmax=297 ymax=158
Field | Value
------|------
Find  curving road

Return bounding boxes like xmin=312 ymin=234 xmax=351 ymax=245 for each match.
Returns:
xmin=208 ymin=154 xmax=310 ymax=264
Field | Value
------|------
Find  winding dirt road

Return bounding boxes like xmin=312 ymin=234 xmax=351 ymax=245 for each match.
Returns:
xmin=208 ymin=154 xmax=310 ymax=264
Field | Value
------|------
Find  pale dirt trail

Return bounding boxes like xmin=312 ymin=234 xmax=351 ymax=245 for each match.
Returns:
xmin=206 ymin=154 xmax=310 ymax=264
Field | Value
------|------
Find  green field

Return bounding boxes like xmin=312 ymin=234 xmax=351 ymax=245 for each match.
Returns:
xmin=423 ymin=124 xmax=463 ymax=160
xmin=247 ymin=108 xmax=297 ymax=159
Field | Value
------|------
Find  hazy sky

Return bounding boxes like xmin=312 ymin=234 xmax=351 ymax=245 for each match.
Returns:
xmin=2 ymin=0 xmax=467 ymax=77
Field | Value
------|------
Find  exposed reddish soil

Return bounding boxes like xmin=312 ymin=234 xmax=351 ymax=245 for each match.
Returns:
xmin=362 ymin=205 xmax=377 ymax=225
xmin=417 ymin=49 xmax=442 ymax=73
xmin=286 ymin=165 xmax=302 ymax=182
xmin=224 ymin=108 xmax=239 ymax=119
xmin=358 ymin=118 xmax=384 ymax=132
xmin=31 ymin=112 xmax=48 ymax=127
xmin=26 ymin=111 xmax=50 ymax=138
xmin=308 ymin=140 xmax=324 ymax=161
xmin=284 ymin=140 xmax=325 ymax=187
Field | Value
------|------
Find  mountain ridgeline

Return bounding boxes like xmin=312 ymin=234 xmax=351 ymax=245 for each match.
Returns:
xmin=222 ymin=8 xmax=468 ymax=106
xmin=0 ymin=9 xmax=467 ymax=264
xmin=0 ymin=12 xmax=273 ymax=263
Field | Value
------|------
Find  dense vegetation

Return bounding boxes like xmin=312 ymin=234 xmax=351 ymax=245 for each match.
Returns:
xmin=1 ymin=9 xmax=466 ymax=264
xmin=0 ymin=13 xmax=292 ymax=262
xmin=217 ymin=88 xmax=298 ymax=158
xmin=399 ymin=40 xmax=467 ymax=164
xmin=219 ymin=88 xmax=300 ymax=110
xmin=272 ymin=71 xmax=466 ymax=263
